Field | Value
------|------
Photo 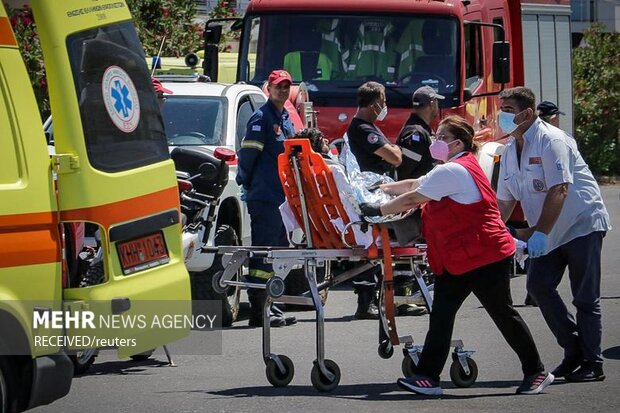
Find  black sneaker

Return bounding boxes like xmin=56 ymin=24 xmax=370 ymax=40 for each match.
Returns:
xmin=565 ymin=364 xmax=605 ymax=382
xmin=397 ymin=375 xmax=443 ymax=396
xmin=551 ymin=354 xmax=582 ymax=378
xmin=516 ymin=372 xmax=554 ymax=395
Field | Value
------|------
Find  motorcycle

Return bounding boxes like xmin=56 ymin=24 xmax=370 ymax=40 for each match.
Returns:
xmin=171 ymin=146 xmax=242 ymax=327
xmin=66 ymin=227 xmax=157 ymax=374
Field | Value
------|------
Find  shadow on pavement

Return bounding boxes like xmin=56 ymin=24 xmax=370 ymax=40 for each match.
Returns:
xmin=74 ymin=358 xmax=172 ymax=377
xmin=198 ymin=380 xmax=556 ymax=401
xmin=603 ymin=345 xmax=620 ymax=360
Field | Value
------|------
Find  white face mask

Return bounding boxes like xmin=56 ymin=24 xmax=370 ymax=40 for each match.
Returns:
xmin=376 ymin=104 xmax=388 ymax=121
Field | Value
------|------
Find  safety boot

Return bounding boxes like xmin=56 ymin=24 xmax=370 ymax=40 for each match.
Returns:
xmin=247 ymin=291 xmax=286 ymax=327
xmin=354 ymin=285 xmax=379 ymax=320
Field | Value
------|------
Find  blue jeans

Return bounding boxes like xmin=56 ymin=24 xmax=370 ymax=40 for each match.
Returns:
xmin=526 ymin=231 xmax=605 ymax=365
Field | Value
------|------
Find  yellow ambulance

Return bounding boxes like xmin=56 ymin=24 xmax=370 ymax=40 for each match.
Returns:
xmin=0 ymin=1 xmax=191 ymax=411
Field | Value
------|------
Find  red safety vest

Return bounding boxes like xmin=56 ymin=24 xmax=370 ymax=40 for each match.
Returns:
xmin=421 ymin=153 xmax=515 ymax=275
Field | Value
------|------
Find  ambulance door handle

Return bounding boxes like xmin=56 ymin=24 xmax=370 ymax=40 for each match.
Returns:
xmin=111 ymin=298 xmax=131 ymax=315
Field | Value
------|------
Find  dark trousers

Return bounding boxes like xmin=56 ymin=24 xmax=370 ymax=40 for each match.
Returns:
xmin=526 ymin=231 xmax=605 ymax=365
xmin=417 ymin=256 xmax=544 ymax=382
xmin=246 ymin=200 xmax=288 ymax=287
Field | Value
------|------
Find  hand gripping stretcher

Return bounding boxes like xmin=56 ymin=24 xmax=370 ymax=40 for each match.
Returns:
xmin=212 ymin=139 xmax=477 ymax=391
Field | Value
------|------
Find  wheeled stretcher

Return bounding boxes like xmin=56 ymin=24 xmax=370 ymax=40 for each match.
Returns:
xmin=212 ymin=139 xmax=477 ymax=391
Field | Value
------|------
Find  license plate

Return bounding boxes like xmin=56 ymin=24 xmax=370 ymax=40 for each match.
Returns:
xmin=117 ymin=232 xmax=169 ymax=275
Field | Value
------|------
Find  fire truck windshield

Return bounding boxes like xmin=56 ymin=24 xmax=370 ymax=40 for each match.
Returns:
xmin=239 ymin=14 xmax=459 ymax=108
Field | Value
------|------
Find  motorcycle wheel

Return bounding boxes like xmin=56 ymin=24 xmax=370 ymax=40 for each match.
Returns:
xmin=130 ymin=349 xmax=154 ymax=361
xmin=190 ymin=225 xmax=240 ymax=327
xmin=79 ymin=261 xmax=104 ymax=287
xmin=69 ymin=349 xmax=98 ymax=375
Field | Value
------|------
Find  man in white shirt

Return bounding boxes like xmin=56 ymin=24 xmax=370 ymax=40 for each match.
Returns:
xmin=496 ymin=87 xmax=611 ymax=383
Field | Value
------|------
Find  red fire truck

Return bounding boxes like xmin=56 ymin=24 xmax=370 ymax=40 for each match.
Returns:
xmin=206 ymin=0 xmax=573 ymax=141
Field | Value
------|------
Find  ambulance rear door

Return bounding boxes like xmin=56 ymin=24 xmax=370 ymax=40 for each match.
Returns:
xmin=31 ymin=0 xmax=191 ymax=357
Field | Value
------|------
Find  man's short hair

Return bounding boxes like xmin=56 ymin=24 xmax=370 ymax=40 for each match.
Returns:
xmin=295 ymin=128 xmax=326 ymax=153
xmin=499 ymin=87 xmax=536 ymax=111
xmin=357 ymin=81 xmax=385 ymax=108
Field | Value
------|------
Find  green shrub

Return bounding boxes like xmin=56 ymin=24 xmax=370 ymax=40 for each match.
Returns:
xmin=6 ymin=4 xmax=49 ymax=121
xmin=207 ymin=0 xmax=241 ymax=52
xmin=6 ymin=1 xmax=201 ymax=119
xmin=573 ymin=24 xmax=620 ymax=175
xmin=128 ymin=0 xmax=202 ymax=57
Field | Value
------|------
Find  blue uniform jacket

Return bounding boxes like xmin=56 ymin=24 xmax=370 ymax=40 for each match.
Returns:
xmin=236 ymin=100 xmax=295 ymax=204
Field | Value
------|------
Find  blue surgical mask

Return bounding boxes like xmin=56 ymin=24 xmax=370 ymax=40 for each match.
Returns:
xmin=498 ymin=110 xmax=528 ymax=134
xmin=498 ymin=111 xmax=518 ymax=134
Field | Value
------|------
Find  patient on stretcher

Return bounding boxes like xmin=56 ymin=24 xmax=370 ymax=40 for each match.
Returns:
xmin=281 ymin=128 xmax=421 ymax=247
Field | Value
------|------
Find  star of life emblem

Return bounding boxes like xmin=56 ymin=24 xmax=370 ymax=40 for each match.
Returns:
xmin=102 ymin=66 xmax=140 ymax=133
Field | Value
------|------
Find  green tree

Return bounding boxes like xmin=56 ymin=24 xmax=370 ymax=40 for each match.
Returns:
xmin=7 ymin=1 xmax=202 ymax=119
xmin=6 ymin=4 xmax=49 ymax=121
xmin=128 ymin=0 xmax=202 ymax=57
xmin=207 ymin=0 xmax=241 ymax=52
xmin=573 ymin=24 xmax=620 ymax=176
xmin=208 ymin=1 xmax=239 ymax=19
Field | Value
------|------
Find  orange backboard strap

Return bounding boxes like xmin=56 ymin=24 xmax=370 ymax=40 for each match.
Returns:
xmin=380 ymin=225 xmax=399 ymax=346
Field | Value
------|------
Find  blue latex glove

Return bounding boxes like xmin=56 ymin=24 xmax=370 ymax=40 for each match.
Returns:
xmin=527 ymin=231 xmax=548 ymax=258
xmin=239 ymin=186 xmax=247 ymax=202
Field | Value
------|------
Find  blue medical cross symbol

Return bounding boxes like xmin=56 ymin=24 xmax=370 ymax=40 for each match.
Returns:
xmin=111 ymin=79 xmax=133 ymax=118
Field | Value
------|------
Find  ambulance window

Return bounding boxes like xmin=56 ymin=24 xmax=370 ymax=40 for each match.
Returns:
xmin=464 ymin=23 xmax=483 ymax=89
xmin=0 ymin=69 xmax=20 ymax=185
xmin=65 ymin=22 xmax=169 ymax=173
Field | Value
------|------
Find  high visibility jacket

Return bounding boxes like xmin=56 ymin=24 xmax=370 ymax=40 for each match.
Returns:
xmin=395 ymin=21 xmax=424 ymax=81
xmin=346 ymin=20 xmax=398 ymax=81
xmin=283 ymin=51 xmax=333 ymax=81
xmin=317 ymin=18 xmax=349 ymax=79
xmin=421 ymin=153 xmax=515 ymax=275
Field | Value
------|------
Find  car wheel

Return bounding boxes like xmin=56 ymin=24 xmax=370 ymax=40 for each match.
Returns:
xmin=190 ymin=225 xmax=240 ymax=327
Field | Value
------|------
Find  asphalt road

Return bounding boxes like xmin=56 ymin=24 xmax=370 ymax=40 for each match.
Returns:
xmin=34 ymin=185 xmax=620 ymax=413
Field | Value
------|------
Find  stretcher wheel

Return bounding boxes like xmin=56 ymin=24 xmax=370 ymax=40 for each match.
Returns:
xmin=377 ymin=340 xmax=394 ymax=359
xmin=265 ymin=355 xmax=295 ymax=387
xmin=211 ymin=270 xmax=227 ymax=295
xmin=266 ymin=276 xmax=285 ymax=298
xmin=401 ymin=355 xmax=418 ymax=377
xmin=449 ymin=357 xmax=478 ymax=388
xmin=310 ymin=359 xmax=340 ymax=392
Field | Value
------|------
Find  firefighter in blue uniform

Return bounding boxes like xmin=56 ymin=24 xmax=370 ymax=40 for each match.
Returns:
xmin=236 ymin=69 xmax=297 ymax=327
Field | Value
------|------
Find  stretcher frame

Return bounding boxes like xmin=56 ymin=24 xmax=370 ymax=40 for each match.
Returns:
xmin=212 ymin=139 xmax=475 ymax=391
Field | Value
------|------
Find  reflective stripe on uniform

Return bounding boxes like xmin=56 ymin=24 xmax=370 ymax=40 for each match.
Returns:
xmin=248 ymin=268 xmax=274 ymax=279
xmin=401 ymin=147 xmax=422 ymax=162
xmin=241 ymin=140 xmax=264 ymax=151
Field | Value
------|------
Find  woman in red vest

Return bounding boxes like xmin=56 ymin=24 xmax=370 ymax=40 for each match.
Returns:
xmin=361 ymin=115 xmax=553 ymax=396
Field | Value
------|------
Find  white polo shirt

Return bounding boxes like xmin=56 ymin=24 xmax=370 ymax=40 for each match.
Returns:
xmin=497 ymin=118 xmax=610 ymax=251
xmin=417 ymin=152 xmax=482 ymax=204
